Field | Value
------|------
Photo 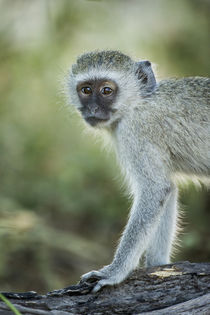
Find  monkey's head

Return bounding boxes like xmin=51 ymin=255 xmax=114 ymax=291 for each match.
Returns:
xmin=68 ymin=50 xmax=156 ymax=128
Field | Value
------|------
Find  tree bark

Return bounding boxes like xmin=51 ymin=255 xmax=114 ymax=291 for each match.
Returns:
xmin=0 ymin=261 xmax=210 ymax=315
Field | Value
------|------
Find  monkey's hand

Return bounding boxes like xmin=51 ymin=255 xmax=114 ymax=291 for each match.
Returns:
xmin=80 ymin=264 xmax=129 ymax=293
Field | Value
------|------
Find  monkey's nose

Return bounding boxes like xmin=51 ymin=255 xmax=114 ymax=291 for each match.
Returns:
xmin=89 ymin=105 xmax=100 ymax=115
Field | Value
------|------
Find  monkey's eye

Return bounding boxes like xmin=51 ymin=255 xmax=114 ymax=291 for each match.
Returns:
xmin=81 ymin=87 xmax=92 ymax=95
xmin=101 ymin=87 xmax=113 ymax=95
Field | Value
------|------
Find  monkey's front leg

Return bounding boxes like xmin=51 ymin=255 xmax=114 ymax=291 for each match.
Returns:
xmin=81 ymin=179 xmax=172 ymax=292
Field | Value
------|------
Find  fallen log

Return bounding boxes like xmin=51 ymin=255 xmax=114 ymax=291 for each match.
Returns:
xmin=0 ymin=261 xmax=210 ymax=315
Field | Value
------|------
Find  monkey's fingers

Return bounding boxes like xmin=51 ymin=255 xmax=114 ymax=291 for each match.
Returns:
xmin=80 ymin=270 xmax=104 ymax=283
xmin=92 ymin=278 xmax=117 ymax=293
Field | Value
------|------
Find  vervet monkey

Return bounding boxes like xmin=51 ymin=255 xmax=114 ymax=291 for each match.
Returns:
xmin=68 ymin=50 xmax=210 ymax=292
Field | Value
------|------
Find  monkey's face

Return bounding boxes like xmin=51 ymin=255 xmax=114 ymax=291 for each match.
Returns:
xmin=69 ymin=51 xmax=157 ymax=129
xmin=76 ymin=79 xmax=118 ymax=127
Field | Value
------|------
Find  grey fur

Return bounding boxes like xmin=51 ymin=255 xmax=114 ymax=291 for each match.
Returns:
xmin=71 ymin=50 xmax=133 ymax=75
xmin=68 ymin=50 xmax=210 ymax=292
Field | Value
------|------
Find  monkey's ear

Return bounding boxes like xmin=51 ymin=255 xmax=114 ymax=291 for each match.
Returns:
xmin=135 ymin=61 xmax=156 ymax=96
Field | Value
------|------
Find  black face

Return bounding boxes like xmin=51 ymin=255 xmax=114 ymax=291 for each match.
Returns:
xmin=76 ymin=79 xmax=118 ymax=126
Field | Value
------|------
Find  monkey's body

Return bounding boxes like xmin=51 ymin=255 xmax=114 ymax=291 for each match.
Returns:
xmin=116 ymin=77 xmax=210 ymax=179
xmin=68 ymin=51 xmax=210 ymax=292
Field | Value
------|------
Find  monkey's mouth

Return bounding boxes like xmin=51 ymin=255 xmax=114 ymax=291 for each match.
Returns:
xmin=85 ymin=117 xmax=109 ymax=126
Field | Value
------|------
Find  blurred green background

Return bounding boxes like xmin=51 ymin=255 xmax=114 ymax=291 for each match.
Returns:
xmin=0 ymin=0 xmax=209 ymax=294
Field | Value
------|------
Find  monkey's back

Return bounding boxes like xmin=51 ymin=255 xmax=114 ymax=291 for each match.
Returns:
xmin=134 ymin=77 xmax=210 ymax=177
xmin=158 ymin=77 xmax=210 ymax=101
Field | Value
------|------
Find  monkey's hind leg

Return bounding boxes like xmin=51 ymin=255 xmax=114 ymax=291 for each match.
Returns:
xmin=145 ymin=186 xmax=178 ymax=267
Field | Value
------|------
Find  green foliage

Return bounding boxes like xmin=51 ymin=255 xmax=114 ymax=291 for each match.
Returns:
xmin=0 ymin=0 xmax=209 ymax=293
